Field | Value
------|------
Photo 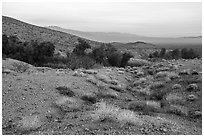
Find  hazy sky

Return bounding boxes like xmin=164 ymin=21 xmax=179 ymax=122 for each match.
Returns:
xmin=2 ymin=2 xmax=202 ymax=37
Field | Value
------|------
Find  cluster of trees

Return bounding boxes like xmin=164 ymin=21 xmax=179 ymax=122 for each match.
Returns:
xmin=2 ymin=34 xmax=133 ymax=69
xmin=149 ymin=48 xmax=200 ymax=59
xmin=3 ymin=34 xmax=55 ymax=66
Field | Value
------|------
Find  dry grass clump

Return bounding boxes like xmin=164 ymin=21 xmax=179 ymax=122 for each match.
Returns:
xmin=166 ymin=105 xmax=189 ymax=117
xmin=165 ymin=92 xmax=185 ymax=105
xmin=97 ymin=88 xmax=119 ymax=99
xmin=90 ymin=102 xmax=143 ymax=126
xmin=95 ymin=74 xmax=111 ymax=83
xmin=12 ymin=62 xmax=30 ymax=73
xmin=155 ymin=71 xmax=179 ymax=80
xmin=128 ymin=100 xmax=161 ymax=114
xmin=53 ymin=96 xmax=83 ymax=112
xmin=134 ymin=86 xmax=152 ymax=96
xmin=16 ymin=113 xmax=46 ymax=133
xmin=127 ymin=58 xmax=150 ymax=67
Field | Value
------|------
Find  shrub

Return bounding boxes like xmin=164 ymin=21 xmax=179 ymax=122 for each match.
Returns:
xmin=80 ymin=94 xmax=97 ymax=104
xmin=128 ymin=100 xmax=147 ymax=112
xmin=73 ymin=38 xmax=91 ymax=56
xmin=55 ymin=86 xmax=75 ymax=97
xmin=149 ymin=88 xmax=168 ymax=101
xmin=107 ymin=51 xmax=122 ymax=67
xmin=120 ymin=52 xmax=133 ymax=67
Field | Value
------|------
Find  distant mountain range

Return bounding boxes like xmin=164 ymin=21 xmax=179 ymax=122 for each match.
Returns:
xmin=47 ymin=26 xmax=202 ymax=47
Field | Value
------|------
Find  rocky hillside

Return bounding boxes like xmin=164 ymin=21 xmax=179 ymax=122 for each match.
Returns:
xmin=2 ymin=57 xmax=202 ymax=135
xmin=2 ymin=16 xmax=103 ymax=53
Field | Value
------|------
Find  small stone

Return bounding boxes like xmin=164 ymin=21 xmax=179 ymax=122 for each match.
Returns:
xmin=172 ymin=84 xmax=182 ymax=89
xmin=187 ymin=94 xmax=197 ymax=101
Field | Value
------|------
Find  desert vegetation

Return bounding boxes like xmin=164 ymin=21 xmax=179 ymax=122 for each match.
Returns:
xmin=148 ymin=48 xmax=201 ymax=59
xmin=3 ymin=34 xmax=133 ymax=70
xmin=2 ymin=16 xmax=202 ymax=135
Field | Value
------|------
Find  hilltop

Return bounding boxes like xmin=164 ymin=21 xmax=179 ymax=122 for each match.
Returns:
xmin=2 ymin=16 xmax=103 ymax=53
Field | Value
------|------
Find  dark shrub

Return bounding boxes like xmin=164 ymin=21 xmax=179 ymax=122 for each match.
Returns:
xmin=80 ymin=95 xmax=97 ymax=104
xmin=56 ymin=86 xmax=75 ymax=97
xmin=73 ymin=38 xmax=91 ymax=56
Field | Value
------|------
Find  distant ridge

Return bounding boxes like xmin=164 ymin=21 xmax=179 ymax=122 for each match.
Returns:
xmin=47 ymin=26 xmax=202 ymax=47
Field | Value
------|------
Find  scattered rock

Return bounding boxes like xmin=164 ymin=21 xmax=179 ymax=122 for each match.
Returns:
xmin=187 ymin=94 xmax=197 ymax=101
xmin=186 ymin=83 xmax=198 ymax=91
xmin=118 ymin=70 xmax=125 ymax=74
xmin=72 ymin=71 xmax=86 ymax=77
xmin=179 ymin=70 xmax=190 ymax=75
xmin=82 ymin=69 xmax=98 ymax=74
xmin=191 ymin=70 xmax=199 ymax=75
xmin=109 ymin=79 xmax=118 ymax=85
xmin=2 ymin=69 xmax=14 ymax=74
xmin=172 ymin=84 xmax=182 ymax=90
xmin=86 ymin=75 xmax=98 ymax=85
xmin=109 ymin=84 xmax=126 ymax=92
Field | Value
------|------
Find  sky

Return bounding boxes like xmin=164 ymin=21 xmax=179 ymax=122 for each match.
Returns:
xmin=2 ymin=2 xmax=202 ymax=37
